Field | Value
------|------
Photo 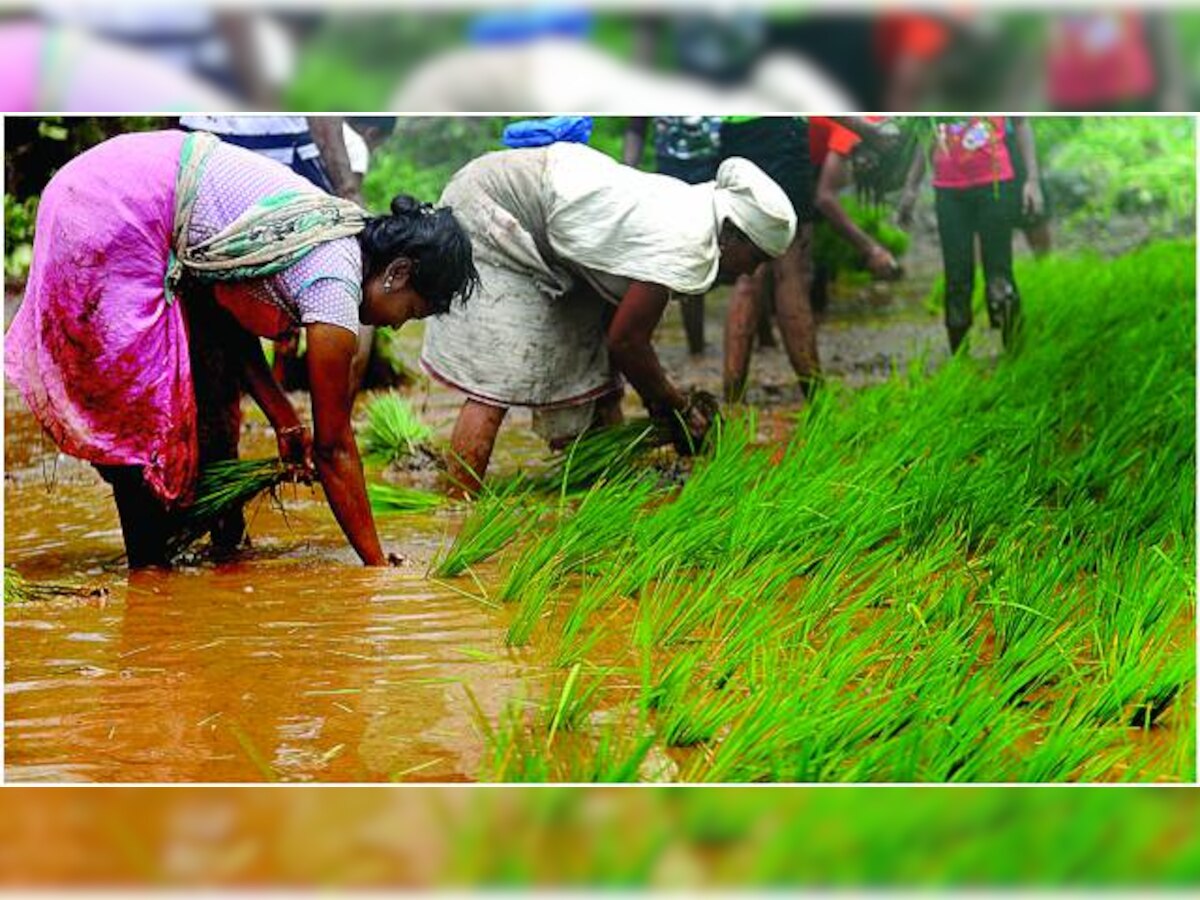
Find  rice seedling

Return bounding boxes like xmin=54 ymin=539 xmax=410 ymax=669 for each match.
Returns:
xmin=533 ymin=417 xmax=664 ymax=494
xmin=366 ymin=482 xmax=446 ymax=515
xmin=465 ymin=239 xmax=1195 ymax=783
xmin=360 ymin=392 xmax=435 ymax=465
xmin=499 ymin=470 xmax=657 ymax=608
xmin=165 ymin=458 xmax=294 ymax=558
xmin=3 ymin=567 xmax=85 ymax=604
xmin=430 ymin=477 xmax=541 ymax=578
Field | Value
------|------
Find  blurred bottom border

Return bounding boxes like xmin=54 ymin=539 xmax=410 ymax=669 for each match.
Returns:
xmin=0 ymin=786 xmax=1197 ymax=889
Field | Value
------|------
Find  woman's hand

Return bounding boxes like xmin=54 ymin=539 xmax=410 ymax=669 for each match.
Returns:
xmin=652 ymin=389 xmax=720 ymax=456
xmin=1022 ymin=179 xmax=1044 ymax=218
xmin=276 ymin=423 xmax=315 ymax=481
xmin=865 ymin=244 xmax=901 ymax=280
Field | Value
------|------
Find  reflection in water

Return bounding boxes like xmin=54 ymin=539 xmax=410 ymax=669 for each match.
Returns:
xmin=2 ymin=311 xmax=548 ymax=782
xmin=7 ymin=561 xmax=531 ymax=782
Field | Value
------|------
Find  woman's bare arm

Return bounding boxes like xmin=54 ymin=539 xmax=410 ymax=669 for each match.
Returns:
xmin=305 ymin=323 xmax=387 ymax=566
xmin=605 ymin=281 xmax=684 ymax=415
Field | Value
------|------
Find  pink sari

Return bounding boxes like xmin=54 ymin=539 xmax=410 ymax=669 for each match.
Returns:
xmin=6 ymin=131 xmax=364 ymax=508
xmin=4 ymin=130 xmax=197 ymax=505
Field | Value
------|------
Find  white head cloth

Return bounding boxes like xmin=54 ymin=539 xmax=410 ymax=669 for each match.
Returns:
xmin=712 ymin=156 xmax=797 ymax=258
xmin=542 ymin=143 xmax=796 ymax=295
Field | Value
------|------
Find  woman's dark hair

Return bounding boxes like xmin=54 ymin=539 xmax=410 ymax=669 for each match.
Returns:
xmin=360 ymin=194 xmax=480 ymax=314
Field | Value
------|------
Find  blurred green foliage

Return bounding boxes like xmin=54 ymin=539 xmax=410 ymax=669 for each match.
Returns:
xmin=362 ymin=118 xmax=506 ymax=211
xmin=285 ymin=13 xmax=469 ymax=111
xmin=1039 ymin=116 xmax=1195 ymax=229
xmin=13 ymin=786 xmax=1200 ymax=887
xmin=3 ymin=194 xmax=38 ymax=282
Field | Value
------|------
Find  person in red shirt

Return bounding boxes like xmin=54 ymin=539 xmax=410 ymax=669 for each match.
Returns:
xmin=898 ymin=117 xmax=1043 ymax=354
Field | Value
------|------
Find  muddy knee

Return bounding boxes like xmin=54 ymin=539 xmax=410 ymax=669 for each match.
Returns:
xmin=985 ymin=277 xmax=1018 ymax=324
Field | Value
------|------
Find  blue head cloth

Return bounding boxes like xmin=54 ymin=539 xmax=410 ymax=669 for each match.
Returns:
xmin=467 ymin=8 xmax=593 ymax=44
xmin=501 ymin=116 xmax=594 ymax=149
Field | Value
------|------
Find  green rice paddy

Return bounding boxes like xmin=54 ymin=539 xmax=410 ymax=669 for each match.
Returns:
xmin=435 ymin=241 xmax=1196 ymax=782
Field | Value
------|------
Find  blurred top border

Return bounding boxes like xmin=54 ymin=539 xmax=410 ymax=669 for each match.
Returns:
xmin=2 ymin=3 xmax=1198 ymax=113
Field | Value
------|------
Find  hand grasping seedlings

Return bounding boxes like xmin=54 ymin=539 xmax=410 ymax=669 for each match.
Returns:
xmin=164 ymin=458 xmax=309 ymax=560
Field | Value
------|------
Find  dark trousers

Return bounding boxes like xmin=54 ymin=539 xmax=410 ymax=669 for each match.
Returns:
xmin=97 ymin=287 xmax=246 ymax=567
xmin=935 ymin=182 xmax=1020 ymax=347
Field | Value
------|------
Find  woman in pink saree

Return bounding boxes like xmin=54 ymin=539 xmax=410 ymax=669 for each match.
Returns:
xmin=5 ymin=129 xmax=478 ymax=567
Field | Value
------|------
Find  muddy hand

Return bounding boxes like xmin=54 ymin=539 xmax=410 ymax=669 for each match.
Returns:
xmin=673 ymin=389 xmax=720 ymax=455
xmin=276 ymin=424 xmax=316 ymax=483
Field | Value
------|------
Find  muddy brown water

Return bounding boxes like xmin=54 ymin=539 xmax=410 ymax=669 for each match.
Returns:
xmin=8 ymin=218 xmax=1136 ymax=782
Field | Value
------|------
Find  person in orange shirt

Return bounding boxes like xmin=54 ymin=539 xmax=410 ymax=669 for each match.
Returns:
xmin=810 ymin=116 xmax=902 ymax=286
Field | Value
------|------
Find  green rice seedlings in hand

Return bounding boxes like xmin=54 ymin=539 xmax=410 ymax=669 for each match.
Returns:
xmin=165 ymin=458 xmax=294 ymax=559
xmin=537 ymin=418 xmax=665 ymax=493
xmin=4 ymin=567 xmax=88 ymax=604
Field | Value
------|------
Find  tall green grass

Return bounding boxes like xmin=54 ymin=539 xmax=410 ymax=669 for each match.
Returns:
xmin=441 ymin=241 xmax=1196 ymax=782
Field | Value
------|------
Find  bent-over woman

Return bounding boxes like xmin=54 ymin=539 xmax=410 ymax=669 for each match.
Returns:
xmin=5 ymin=129 xmax=478 ymax=567
xmin=420 ymin=142 xmax=796 ymax=493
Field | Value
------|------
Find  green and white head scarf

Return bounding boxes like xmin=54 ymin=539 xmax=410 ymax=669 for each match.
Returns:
xmin=165 ymin=131 xmax=369 ymax=303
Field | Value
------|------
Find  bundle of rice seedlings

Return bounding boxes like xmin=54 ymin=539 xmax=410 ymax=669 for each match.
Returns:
xmin=361 ymin=393 xmax=435 ymax=465
xmin=367 ymin=482 xmax=446 ymax=515
xmin=165 ymin=458 xmax=293 ymax=558
xmin=4 ymin=567 xmax=85 ymax=604
xmin=536 ymin=418 xmax=666 ymax=493
xmin=432 ymin=478 xmax=540 ymax=577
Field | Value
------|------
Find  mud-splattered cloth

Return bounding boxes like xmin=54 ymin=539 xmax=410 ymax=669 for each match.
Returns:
xmin=4 ymin=130 xmax=363 ymax=507
xmin=421 ymin=143 xmax=795 ymax=419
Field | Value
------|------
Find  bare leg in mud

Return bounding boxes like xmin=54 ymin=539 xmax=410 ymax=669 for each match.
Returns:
xmin=756 ymin=268 xmax=777 ymax=347
xmin=446 ymin=399 xmax=508 ymax=497
xmin=680 ymin=297 xmax=707 ymax=355
xmin=772 ymin=225 xmax=820 ymax=398
xmin=724 ymin=225 xmax=819 ymax=402
xmin=591 ymin=391 xmax=625 ymax=429
xmin=723 ymin=265 xmax=764 ymax=403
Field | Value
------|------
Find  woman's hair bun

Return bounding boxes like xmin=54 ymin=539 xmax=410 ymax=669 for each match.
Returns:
xmin=360 ymin=193 xmax=480 ymax=315
xmin=391 ymin=194 xmax=434 ymax=217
